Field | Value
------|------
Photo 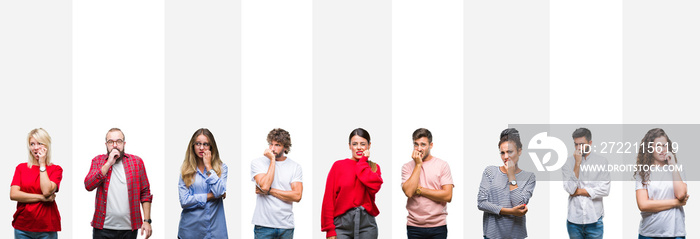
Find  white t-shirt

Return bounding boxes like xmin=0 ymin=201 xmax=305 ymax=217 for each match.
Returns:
xmin=635 ymin=167 xmax=686 ymax=237
xmin=104 ymin=160 xmax=132 ymax=230
xmin=250 ymin=157 xmax=303 ymax=229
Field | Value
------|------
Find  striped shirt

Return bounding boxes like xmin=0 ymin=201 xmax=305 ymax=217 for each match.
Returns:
xmin=477 ymin=166 xmax=536 ymax=239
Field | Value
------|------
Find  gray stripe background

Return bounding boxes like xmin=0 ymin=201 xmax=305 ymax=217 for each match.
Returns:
xmin=623 ymin=1 xmax=700 ymax=237
xmin=1 ymin=1 xmax=699 ymax=238
xmin=0 ymin=1 xmax=73 ymax=238
xmin=164 ymin=0 xmax=242 ymax=238
xmin=313 ymin=0 xmax=393 ymax=238
xmin=465 ymin=0 xmax=550 ymax=237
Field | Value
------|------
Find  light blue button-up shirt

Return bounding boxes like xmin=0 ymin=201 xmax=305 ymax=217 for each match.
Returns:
xmin=178 ymin=164 xmax=228 ymax=239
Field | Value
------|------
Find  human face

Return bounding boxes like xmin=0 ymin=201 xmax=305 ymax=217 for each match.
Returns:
xmin=349 ymin=135 xmax=370 ymax=160
xmin=268 ymin=140 xmax=285 ymax=159
xmin=573 ymin=137 xmax=592 ymax=157
xmin=105 ymin=130 xmax=125 ymax=159
xmin=193 ymin=134 xmax=211 ymax=159
xmin=413 ymin=137 xmax=432 ymax=160
xmin=652 ymin=136 xmax=670 ymax=163
xmin=499 ymin=141 xmax=521 ymax=165
xmin=29 ymin=137 xmax=46 ymax=160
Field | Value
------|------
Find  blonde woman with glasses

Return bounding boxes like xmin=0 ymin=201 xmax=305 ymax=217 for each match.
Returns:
xmin=178 ymin=128 xmax=228 ymax=239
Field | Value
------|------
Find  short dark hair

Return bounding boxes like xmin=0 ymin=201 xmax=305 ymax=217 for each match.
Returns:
xmin=572 ymin=128 xmax=592 ymax=142
xmin=498 ymin=128 xmax=522 ymax=150
xmin=267 ymin=128 xmax=292 ymax=154
xmin=412 ymin=128 xmax=432 ymax=143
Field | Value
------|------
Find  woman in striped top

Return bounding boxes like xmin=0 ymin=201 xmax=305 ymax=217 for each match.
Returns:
xmin=477 ymin=128 xmax=536 ymax=239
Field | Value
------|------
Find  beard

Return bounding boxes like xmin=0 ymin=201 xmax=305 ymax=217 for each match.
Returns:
xmin=107 ymin=148 xmax=125 ymax=161
xmin=275 ymin=151 xmax=285 ymax=159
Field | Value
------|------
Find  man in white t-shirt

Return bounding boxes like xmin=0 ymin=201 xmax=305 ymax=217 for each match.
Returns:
xmin=251 ymin=128 xmax=303 ymax=239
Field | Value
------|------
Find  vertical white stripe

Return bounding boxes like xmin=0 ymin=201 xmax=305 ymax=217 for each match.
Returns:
xmin=550 ymin=0 xmax=623 ymax=238
xmin=73 ymin=1 xmax=165 ymax=238
xmin=550 ymin=0 xmax=623 ymax=124
xmin=392 ymin=0 xmax=464 ymax=238
xmin=241 ymin=0 xmax=312 ymax=238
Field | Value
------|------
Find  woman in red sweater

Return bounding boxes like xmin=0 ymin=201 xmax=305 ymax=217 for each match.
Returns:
xmin=10 ymin=128 xmax=63 ymax=239
xmin=322 ymin=128 xmax=383 ymax=239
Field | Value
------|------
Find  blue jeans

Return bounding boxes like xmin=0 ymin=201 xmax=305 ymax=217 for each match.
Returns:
xmin=407 ymin=225 xmax=447 ymax=239
xmin=14 ymin=229 xmax=57 ymax=239
xmin=254 ymin=225 xmax=294 ymax=239
xmin=638 ymin=235 xmax=685 ymax=239
xmin=567 ymin=216 xmax=604 ymax=239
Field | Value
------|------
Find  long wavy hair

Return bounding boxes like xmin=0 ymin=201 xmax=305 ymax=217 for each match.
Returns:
xmin=180 ymin=128 xmax=223 ymax=188
xmin=634 ymin=128 xmax=677 ymax=186
xmin=27 ymin=128 xmax=52 ymax=167
xmin=349 ymin=128 xmax=377 ymax=172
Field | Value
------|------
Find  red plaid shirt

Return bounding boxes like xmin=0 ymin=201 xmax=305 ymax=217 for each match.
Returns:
xmin=84 ymin=153 xmax=153 ymax=230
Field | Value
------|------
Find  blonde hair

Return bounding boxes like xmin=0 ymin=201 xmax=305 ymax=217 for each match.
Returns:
xmin=27 ymin=128 xmax=52 ymax=167
xmin=180 ymin=128 xmax=223 ymax=188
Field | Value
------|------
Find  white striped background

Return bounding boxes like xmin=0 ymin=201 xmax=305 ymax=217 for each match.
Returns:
xmin=1 ymin=1 xmax=698 ymax=239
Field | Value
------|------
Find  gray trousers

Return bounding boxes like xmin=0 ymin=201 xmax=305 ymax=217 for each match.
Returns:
xmin=333 ymin=206 xmax=378 ymax=239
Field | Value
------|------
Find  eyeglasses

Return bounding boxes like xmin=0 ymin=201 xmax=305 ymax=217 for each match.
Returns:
xmin=194 ymin=142 xmax=211 ymax=148
xmin=106 ymin=139 xmax=125 ymax=145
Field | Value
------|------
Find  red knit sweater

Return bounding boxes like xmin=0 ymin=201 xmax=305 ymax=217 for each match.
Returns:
xmin=321 ymin=156 xmax=383 ymax=237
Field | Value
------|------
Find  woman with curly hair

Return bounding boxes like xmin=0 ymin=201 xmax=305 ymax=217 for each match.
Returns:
xmin=634 ymin=128 xmax=688 ymax=239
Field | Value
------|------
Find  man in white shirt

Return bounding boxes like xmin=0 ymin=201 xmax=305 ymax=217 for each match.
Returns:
xmin=562 ymin=128 xmax=611 ymax=239
xmin=250 ymin=128 xmax=303 ymax=239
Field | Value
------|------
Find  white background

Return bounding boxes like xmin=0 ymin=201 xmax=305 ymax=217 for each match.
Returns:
xmin=2 ymin=0 xmax=699 ymax=239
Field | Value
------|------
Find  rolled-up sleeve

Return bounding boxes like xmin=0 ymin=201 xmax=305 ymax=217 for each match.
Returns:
xmin=207 ymin=164 xmax=228 ymax=198
xmin=139 ymin=159 xmax=153 ymax=203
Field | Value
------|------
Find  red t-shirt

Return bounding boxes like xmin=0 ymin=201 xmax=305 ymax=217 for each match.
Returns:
xmin=11 ymin=163 xmax=63 ymax=232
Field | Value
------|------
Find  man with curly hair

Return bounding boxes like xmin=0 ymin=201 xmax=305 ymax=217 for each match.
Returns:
xmin=251 ymin=128 xmax=304 ymax=239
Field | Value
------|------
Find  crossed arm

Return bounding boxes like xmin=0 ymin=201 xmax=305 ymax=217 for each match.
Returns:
xmin=256 ymin=181 xmax=303 ymax=203
xmin=402 ymin=165 xmax=453 ymax=202
xmin=11 ymin=167 xmax=59 ymax=203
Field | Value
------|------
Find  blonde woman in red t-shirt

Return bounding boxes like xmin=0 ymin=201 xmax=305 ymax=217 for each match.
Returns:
xmin=10 ymin=128 xmax=63 ymax=239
